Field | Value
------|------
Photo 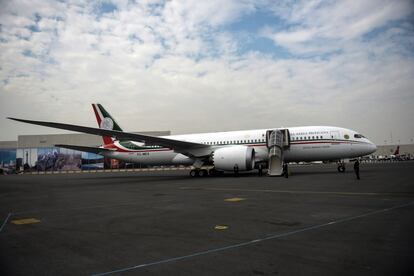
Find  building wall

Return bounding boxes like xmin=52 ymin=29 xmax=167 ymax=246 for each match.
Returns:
xmin=0 ymin=141 xmax=17 ymax=149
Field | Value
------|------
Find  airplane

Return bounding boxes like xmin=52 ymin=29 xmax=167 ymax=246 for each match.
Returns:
xmin=377 ymin=146 xmax=400 ymax=161
xmin=389 ymin=146 xmax=400 ymax=160
xmin=8 ymin=104 xmax=377 ymax=177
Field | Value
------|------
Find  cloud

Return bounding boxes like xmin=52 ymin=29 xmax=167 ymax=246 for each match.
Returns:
xmin=0 ymin=0 xmax=413 ymax=144
xmin=262 ymin=0 xmax=414 ymax=54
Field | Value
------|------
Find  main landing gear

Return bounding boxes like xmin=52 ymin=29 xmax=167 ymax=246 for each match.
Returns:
xmin=189 ymin=168 xmax=223 ymax=177
xmin=189 ymin=169 xmax=208 ymax=177
xmin=337 ymin=161 xmax=345 ymax=172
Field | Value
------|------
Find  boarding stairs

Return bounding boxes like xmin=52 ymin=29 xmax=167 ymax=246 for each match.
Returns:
xmin=266 ymin=129 xmax=290 ymax=176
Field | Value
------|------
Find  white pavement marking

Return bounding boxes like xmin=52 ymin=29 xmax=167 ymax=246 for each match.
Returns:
xmin=91 ymin=201 xmax=414 ymax=276
xmin=0 ymin=213 xmax=12 ymax=233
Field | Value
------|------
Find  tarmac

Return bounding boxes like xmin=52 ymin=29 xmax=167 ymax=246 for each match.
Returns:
xmin=1 ymin=162 xmax=414 ymax=276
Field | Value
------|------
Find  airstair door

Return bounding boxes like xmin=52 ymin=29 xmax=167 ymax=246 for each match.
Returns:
xmin=266 ymin=129 xmax=284 ymax=176
xmin=330 ymin=131 xmax=339 ymax=140
xmin=330 ymin=130 xmax=340 ymax=143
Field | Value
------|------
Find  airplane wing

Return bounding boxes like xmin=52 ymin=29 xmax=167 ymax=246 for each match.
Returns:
xmin=8 ymin=118 xmax=212 ymax=157
xmin=55 ymin=144 xmax=115 ymax=155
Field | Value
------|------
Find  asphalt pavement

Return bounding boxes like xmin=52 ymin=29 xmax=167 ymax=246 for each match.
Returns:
xmin=1 ymin=162 xmax=413 ymax=275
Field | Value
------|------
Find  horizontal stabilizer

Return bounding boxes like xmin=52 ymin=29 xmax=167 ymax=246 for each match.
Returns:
xmin=55 ymin=144 xmax=114 ymax=155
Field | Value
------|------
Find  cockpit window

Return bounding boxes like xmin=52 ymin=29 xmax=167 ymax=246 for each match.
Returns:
xmin=354 ymin=134 xmax=365 ymax=138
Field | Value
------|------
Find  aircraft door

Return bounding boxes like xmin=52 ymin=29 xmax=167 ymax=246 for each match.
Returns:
xmin=330 ymin=131 xmax=340 ymax=142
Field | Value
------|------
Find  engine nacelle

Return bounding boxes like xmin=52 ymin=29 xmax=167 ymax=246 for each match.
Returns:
xmin=213 ymin=146 xmax=255 ymax=171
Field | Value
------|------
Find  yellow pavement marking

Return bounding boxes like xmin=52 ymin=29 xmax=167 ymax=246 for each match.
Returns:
xmin=214 ymin=225 xmax=229 ymax=230
xmin=11 ymin=218 xmax=41 ymax=225
xmin=224 ymin=197 xmax=246 ymax=202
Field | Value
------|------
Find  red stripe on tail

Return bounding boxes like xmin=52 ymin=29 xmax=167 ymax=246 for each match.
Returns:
xmin=91 ymin=104 xmax=113 ymax=146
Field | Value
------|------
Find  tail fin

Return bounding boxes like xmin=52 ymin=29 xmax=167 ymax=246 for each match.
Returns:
xmin=393 ymin=146 xmax=400 ymax=155
xmin=92 ymin=104 xmax=123 ymax=145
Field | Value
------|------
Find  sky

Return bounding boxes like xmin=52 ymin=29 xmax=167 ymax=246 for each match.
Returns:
xmin=0 ymin=0 xmax=413 ymax=145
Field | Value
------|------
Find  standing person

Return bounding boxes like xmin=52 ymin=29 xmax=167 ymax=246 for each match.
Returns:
xmin=258 ymin=164 xmax=263 ymax=176
xmin=354 ymin=159 xmax=360 ymax=180
xmin=283 ymin=163 xmax=288 ymax=178
xmin=234 ymin=164 xmax=239 ymax=177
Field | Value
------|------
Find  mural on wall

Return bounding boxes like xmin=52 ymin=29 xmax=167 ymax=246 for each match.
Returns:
xmin=0 ymin=149 xmax=16 ymax=170
xmin=5 ymin=147 xmax=143 ymax=172
xmin=37 ymin=148 xmax=81 ymax=171
xmin=16 ymin=148 xmax=38 ymax=170
xmin=15 ymin=147 xmax=82 ymax=171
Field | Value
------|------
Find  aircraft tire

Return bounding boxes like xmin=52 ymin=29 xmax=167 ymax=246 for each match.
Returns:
xmin=199 ymin=169 xmax=208 ymax=177
xmin=190 ymin=169 xmax=200 ymax=177
xmin=337 ymin=165 xmax=345 ymax=172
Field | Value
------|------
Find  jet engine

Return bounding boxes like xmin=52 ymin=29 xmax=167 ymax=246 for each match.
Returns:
xmin=212 ymin=146 xmax=255 ymax=171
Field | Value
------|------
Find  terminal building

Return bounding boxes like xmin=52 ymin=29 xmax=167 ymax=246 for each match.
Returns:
xmin=0 ymin=133 xmax=413 ymax=173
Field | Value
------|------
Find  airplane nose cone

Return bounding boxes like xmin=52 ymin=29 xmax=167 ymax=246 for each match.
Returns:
xmin=368 ymin=142 xmax=377 ymax=154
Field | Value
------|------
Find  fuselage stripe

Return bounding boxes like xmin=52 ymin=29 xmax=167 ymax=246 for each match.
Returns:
xmin=109 ymin=139 xmax=367 ymax=153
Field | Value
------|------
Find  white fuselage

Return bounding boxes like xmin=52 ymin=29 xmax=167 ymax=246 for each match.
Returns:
xmin=102 ymin=126 xmax=377 ymax=167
